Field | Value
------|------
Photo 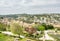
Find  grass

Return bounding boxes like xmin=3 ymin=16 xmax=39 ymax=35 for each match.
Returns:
xmin=20 ymin=38 xmax=37 ymax=41
xmin=0 ymin=33 xmax=14 ymax=41
xmin=0 ymin=33 xmax=38 ymax=41
xmin=0 ymin=33 xmax=53 ymax=41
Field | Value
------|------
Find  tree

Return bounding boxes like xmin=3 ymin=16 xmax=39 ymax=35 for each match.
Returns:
xmin=47 ymin=25 xmax=54 ymax=29
xmin=42 ymin=23 xmax=47 ymax=30
xmin=0 ymin=23 xmax=6 ymax=31
xmin=10 ymin=22 xmax=23 ymax=37
xmin=0 ymin=17 xmax=3 ymax=19
xmin=42 ymin=23 xmax=54 ymax=30
xmin=37 ymin=25 xmax=45 ymax=35
xmin=37 ymin=25 xmax=45 ymax=31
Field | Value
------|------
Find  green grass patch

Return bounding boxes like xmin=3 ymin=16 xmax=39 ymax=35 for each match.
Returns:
xmin=20 ymin=38 xmax=36 ymax=41
xmin=0 ymin=33 xmax=53 ymax=41
xmin=0 ymin=33 xmax=14 ymax=41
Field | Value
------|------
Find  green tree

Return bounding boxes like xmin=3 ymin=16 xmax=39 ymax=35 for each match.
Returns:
xmin=42 ymin=23 xmax=47 ymax=30
xmin=37 ymin=25 xmax=45 ymax=31
xmin=47 ymin=25 xmax=54 ymax=29
xmin=42 ymin=23 xmax=54 ymax=30
xmin=10 ymin=22 xmax=23 ymax=37
xmin=37 ymin=25 xmax=45 ymax=34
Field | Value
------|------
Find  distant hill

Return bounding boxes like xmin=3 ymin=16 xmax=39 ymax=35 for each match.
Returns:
xmin=0 ymin=13 xmax=60 ymax=18
xmin=0 ymin=14 xmax=31 ymax=18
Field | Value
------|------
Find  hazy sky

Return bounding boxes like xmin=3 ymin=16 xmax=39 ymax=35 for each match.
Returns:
xmin=0 ymin=0 xmax=60 ymax=15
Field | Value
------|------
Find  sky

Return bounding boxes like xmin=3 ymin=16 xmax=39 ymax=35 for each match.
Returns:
xmin=0 ymin=0 xmax=60 ymax=15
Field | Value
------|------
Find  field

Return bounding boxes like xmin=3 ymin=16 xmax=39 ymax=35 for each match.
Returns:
xmin=0 ymin=33 xmax=37 ymax=41
xmin=0 ymin=33 xmax=14 ymax=41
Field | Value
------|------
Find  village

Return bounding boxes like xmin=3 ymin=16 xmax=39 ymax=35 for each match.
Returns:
xmin=0 ymin=14 xmax=60 ymax=41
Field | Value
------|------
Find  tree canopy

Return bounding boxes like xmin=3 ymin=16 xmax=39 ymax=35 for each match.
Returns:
xmin=37 ymin=25 xmax=45 ymax=31
xmin=10 ymin=22 xmax=23 ymax=35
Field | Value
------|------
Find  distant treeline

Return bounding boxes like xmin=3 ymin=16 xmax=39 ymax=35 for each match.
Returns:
xmin=0 ymin=13 xmax=60 ymax=19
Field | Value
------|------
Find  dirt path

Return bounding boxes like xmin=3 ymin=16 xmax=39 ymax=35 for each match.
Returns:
xmin=39 ymin=31 xmax=55 ymax=41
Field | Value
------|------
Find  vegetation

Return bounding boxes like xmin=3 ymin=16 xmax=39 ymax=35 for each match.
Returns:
xmin=0 ymin=23 xmax=6 ymax=31
xmin=42 ymin=23 xmax=54 ymax=30
xmin=0 ymin=14 xmax=60 ymax=41
xmin=37 ymin=25 xmax=45 ymax=31
xmin=0 ymin=33 xmax=14 ymax=41
xmin=10 ymin=22 xmax=23 ymax=36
